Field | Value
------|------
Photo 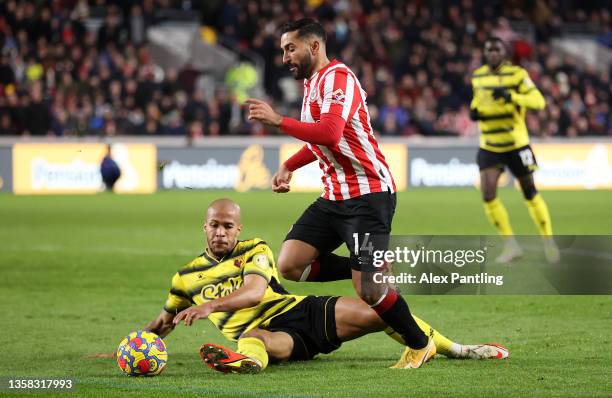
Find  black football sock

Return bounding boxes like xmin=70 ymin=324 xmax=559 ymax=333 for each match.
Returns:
xmin=371 ymin=288 xmax=429 ymax=349
xmin=303 ymin=252 xmax=352 ymax=282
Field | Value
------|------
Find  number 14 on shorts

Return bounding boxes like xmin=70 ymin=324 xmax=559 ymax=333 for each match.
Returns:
xmin=353 ymin=233 xmax=374 ymax=255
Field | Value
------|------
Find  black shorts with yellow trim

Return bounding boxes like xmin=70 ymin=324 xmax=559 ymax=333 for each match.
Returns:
xmin=262 ymin=295 xmax=341 ymax=360
xmin=477 ymin=145 xmax=538 ymax=178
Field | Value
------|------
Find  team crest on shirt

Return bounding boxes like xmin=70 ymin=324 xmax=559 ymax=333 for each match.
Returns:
xmin=309 ymin=88 xmax=319 ymax=102
xmin=331 ymin=88 xmax=346 ymax=105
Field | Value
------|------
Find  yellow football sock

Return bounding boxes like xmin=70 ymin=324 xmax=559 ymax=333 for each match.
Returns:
xmin=526 ymin=194 xmax=553 ymax=236
xmin=484 ymin=198 xmax=514 ymax=236
xmin=384 ymin=315 xmax=454 ymax=356
xmin=237 ymin=337 xmax=269 ymax=370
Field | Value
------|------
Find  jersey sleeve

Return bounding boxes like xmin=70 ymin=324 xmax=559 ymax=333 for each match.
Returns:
xmin=517 ymin=69 xmax=536 ymax=94
xmin=470 ymin=78 xmax=481 ymax=110
xmin=511 ymin=69 xmax=545 ymax=110
xmin=242 ymin=245 xmax=275 ymax=283
xmin=284 ymin=144 xmax=317 ymax=171
xmin=320 ymin=68 xmax=358 ymax=121
xmin=163 ymin=273 xmax=192 ymax=314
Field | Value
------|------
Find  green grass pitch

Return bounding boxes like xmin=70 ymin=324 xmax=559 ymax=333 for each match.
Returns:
xmin=1 ymin=188 xmax=611 ymax=397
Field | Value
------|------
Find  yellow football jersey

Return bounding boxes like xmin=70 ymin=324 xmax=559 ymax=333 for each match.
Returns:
xmin=470 ymin=62 xmax=545 ymax=152
xmin=164 ymin=238 xmax=304 ymax=341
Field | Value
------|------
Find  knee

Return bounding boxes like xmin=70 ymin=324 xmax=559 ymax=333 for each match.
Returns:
xmin=482 ymin=190 xmax=497 ymax=202
xmin=240 ymin=330 xmax=291 ymax=362
xmin=483 ymin=195 xmax=496 ymax=203
xmin=521 ymin=182 xmax=538 ymax=200
xmin=353 ymin=277 xmax=388 ymax=305
xmin=277 ymin=252 xmax=305 ymax=281
xmin=241 ymin=330 xmax=269 ymax=348
xmin=358 ymin=290 xmax=383 ymax=306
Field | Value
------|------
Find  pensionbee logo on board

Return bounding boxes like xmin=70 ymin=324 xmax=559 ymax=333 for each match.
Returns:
xmin=162 ymin=159 xmax=239 ymax=189
xmin=533 ymin=143 xmax=612 ymax=189
xmin=161 ymin=144 xmax=271 ymax=191
xmin=410 ymin=157 xmax=478 ymax=187
xmin=31 ymin=158 xmax=102 ymax=190
xmin=12 ymin=143 xmax=156 ymax=194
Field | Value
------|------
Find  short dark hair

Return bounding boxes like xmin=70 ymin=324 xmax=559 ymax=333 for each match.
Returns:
xmin=484 ymin=36 xmax=505 ymax=47
xmin=280 ymin=18 xmax=326 ymax=43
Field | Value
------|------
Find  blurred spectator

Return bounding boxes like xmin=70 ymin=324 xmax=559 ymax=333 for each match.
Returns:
xmin=378 ymin=91 xmax=410 ymax=135
xmin=0 ymin=0 xmax=610 ymax=138
xmin=100 ymin=144 xmax=121 ymax=192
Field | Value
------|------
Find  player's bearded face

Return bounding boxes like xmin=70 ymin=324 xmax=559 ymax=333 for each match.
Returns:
xmin=281 ymin=32 xmax=314 ymax=80
xmin=289 ymin=51 xmax=313 ymax=80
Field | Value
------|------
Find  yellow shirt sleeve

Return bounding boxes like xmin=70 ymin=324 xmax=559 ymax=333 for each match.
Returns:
xmin=511 ymin=69 xmax=545 ymax=110
xmin=242 ymin=246 xmax=273 ymax=283
xmin=470 ymin=83 xmax=480 ymax=109
xmin=163 ymin=273 xmax=192 ymax=314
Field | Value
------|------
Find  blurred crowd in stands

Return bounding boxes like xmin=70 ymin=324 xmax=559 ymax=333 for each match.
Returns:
xmin=0 ymin=0 xmax=610 ymax=138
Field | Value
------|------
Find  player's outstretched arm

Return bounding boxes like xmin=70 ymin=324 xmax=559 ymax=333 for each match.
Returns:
xmin=144 ymin=309 xmax=176 ymax=338
xmin=284 ymin=145 xmax=316 ymax=170
xmin=245 ymin=98 xmax=283 ymax=127
xmin=246 ymin=98 xmax=344 ymax=146
xmin=173 ymin=274 xmax=268 ymax=326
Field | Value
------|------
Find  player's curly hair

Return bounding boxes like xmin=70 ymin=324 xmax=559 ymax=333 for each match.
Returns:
xmin=280 ymin=18 xmax=326 ymax=43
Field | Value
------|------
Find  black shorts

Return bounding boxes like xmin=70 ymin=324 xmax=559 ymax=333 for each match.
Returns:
xmin=477 ymin=145 xmax=538 ymax=178
xmin=263 ymin=296 xmax=341 ymax=361
xmin=285 ymin=191 xmax=397 ymax=271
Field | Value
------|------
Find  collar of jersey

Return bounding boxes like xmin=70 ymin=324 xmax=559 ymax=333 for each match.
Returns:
xmin=203 ymin=242 xmax=239 ymax=264
xmin=307 ymin=59 xmax=339 ymax=85
xmin=488 ymin=60 xmax=512 ymax=74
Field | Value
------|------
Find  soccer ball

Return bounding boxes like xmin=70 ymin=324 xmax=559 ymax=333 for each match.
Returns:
xmin=116 ymin=330 xmax=168 ymax=376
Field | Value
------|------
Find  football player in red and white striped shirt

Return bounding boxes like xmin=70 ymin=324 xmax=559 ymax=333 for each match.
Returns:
xmin=247 ymin=19 xmax=434 ymax=369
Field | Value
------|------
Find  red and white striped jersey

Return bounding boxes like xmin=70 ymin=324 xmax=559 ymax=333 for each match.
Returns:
xmin=300 ymin=59 xmax=396 ymax=201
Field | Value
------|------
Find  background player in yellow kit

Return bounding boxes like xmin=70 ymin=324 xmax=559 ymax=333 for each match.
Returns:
xmin=141 ymin=198 xmax=508 ymax=374
xmin=470 ymin=37 xmax=559 ymax=263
